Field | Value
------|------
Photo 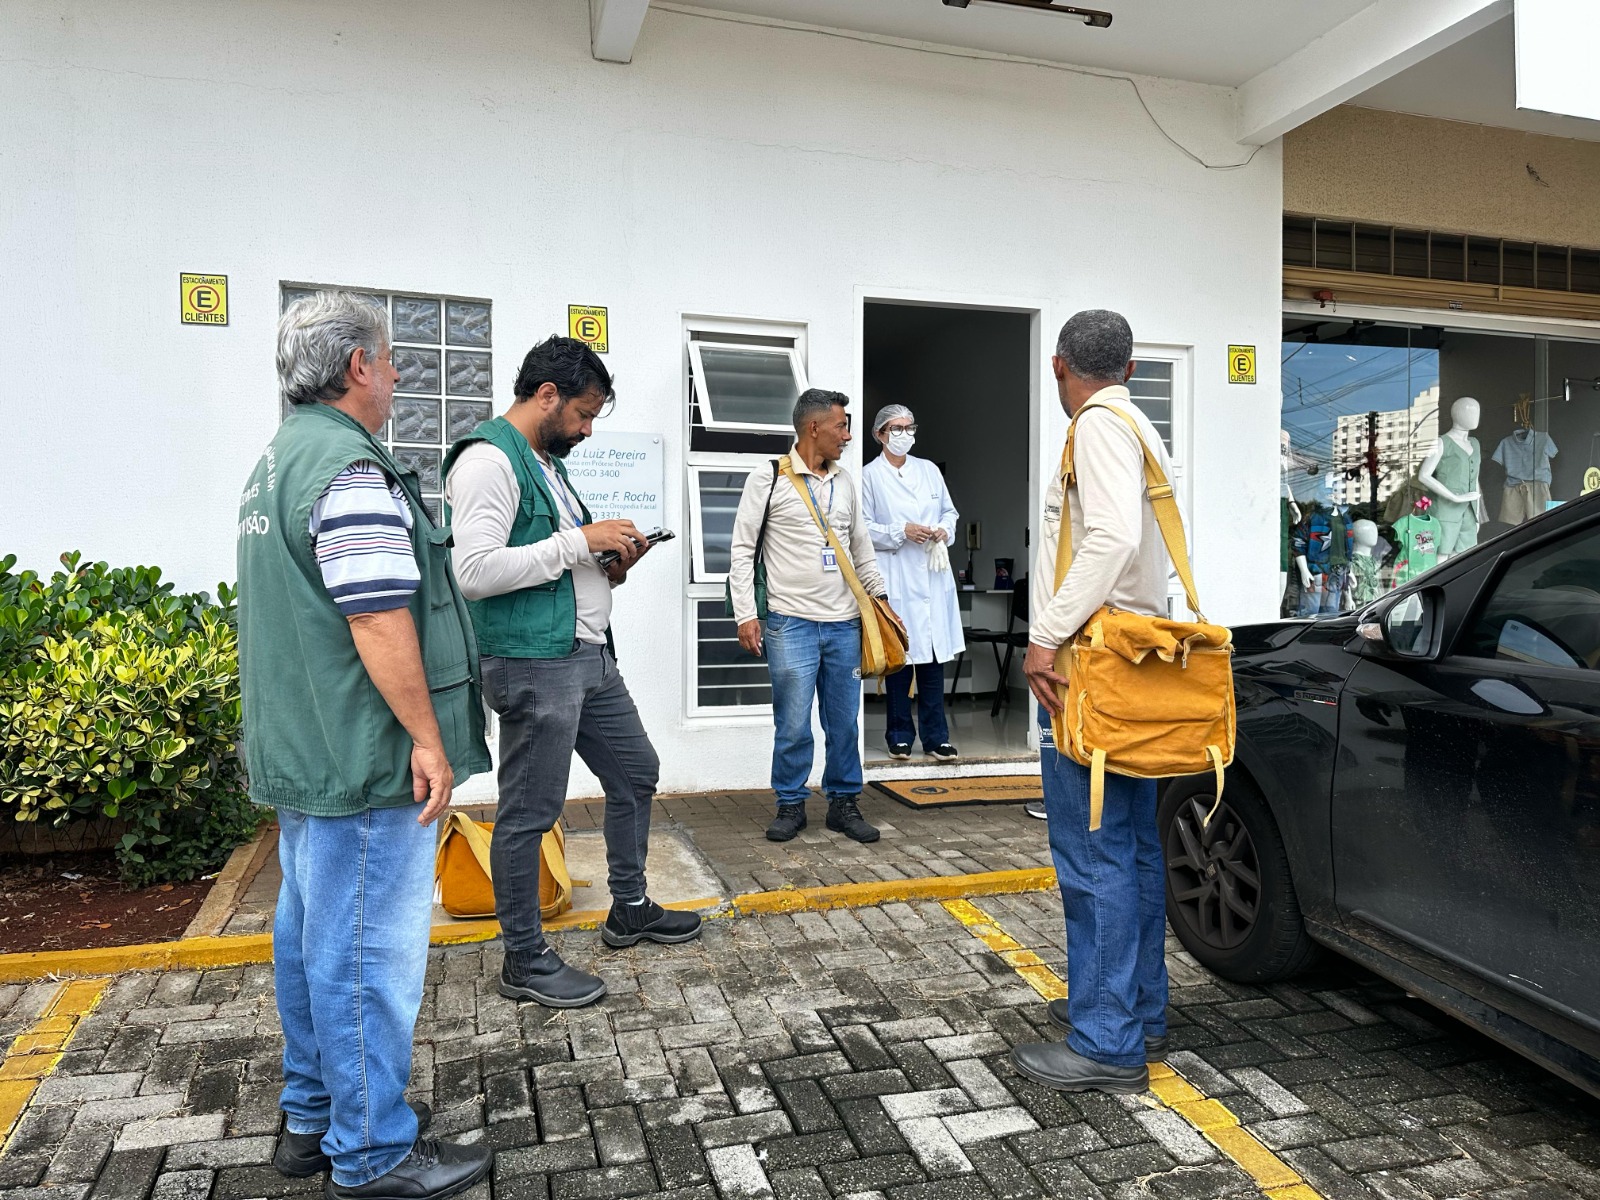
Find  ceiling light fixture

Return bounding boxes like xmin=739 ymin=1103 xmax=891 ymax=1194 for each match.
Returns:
xmin=941 ymin=0 xmax=1113 ymax=27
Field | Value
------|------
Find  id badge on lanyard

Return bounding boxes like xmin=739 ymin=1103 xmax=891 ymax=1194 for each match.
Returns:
xmin=821 ymin=546 xmax=839 ymax=573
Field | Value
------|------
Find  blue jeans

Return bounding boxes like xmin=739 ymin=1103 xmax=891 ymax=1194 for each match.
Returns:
xmin=886 ymin=660 xmax=949 ymax=750
xmin=274 ymin=805 xmax=434 ymax=1185
xmin=1038 ymin=706 xmax=1167 ymax=1068
xmin=766 ymin=613 xmax=862 ymax=807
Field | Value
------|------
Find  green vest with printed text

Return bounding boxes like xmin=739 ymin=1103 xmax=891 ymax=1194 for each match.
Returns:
xmin=235 ymin=403 xmax=490 ymax=816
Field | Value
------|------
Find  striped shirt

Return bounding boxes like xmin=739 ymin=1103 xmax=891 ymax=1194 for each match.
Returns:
xmin=309 ymin=461 xmax=421 ymax=615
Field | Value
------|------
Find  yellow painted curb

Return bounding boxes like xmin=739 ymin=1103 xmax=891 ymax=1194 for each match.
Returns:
xmin=0 ymin=865 xmax=1060 ymax=982
xmin=0 ymin=977 xmax=108 ymax=1148
xmin=939 ymin=898 xmax=1326 ymax=1200
xmin=735 ymin=867 xmax=1056 ymax=915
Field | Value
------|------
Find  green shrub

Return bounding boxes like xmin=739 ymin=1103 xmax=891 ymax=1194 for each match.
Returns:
xmin=0 ymin=552 xmax=260 ymax=885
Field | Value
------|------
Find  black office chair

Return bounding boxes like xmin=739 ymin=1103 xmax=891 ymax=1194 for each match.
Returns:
xmin=958 ymin=575 xmax=1029 ymax=717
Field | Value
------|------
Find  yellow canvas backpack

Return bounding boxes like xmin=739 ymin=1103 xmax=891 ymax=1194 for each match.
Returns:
xmin=433 ymin=812 xmax=574 ymax=920
xmin=1050 ymin=402 xmax=1235 ymax=831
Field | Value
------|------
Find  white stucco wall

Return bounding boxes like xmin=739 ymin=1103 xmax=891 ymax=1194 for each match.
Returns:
xmin=1 ymin=0 xmax=1283 ymax=796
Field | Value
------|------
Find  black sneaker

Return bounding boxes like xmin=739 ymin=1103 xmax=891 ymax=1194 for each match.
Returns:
xmin=498 ymin=947 xmax=607 ymax=1009
xmin=324 ymin=1136 xmax=490 ymax=1200
xmin=926 ymin=743 xmax=960 ymax=760
xmin=601 ymin=898 xmax=703 ymax=948
xmin=276 ymin=1102 xmax=433 ymax=1177
xmin=825 ymin=795 xmax=879 ymax=843
xmin=1011 ymin=1041 xmax=1148 ymax=1095
xmin=887 ymin=742 xmax=913 ymax=760
xmin=766 ymin=805 xmax=807 ymax=842
xmin=1024 ymin=800 xmax=1048 ymax=820
xmin=1047 ymin=999 xmax=1168 ymax=1061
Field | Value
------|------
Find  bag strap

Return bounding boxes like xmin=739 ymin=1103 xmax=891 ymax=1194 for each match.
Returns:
xmin=753 ymin=458 xmax=780 ymax=564
xmin=1054 ymin=401 xmax=1205 ymax=623
xmin=434 ymin=811 xmax=493 ymax=882
xmin=780 ymin=456 xmax=887 ymax=666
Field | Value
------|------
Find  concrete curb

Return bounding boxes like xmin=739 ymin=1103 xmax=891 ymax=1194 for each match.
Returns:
xmin=0 ymin=866 xmax=1057 ymax=982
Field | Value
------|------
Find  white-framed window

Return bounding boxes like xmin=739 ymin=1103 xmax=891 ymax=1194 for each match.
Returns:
xmin=688 ymin=341 xmax=808 ymax=434
xmin=279 ymin=284 xmax=493 ymax=522
xmin=683 ymin=316 xmax=808 ymax=716
xmin=1130 ymin=344 xmax=1193 ymax=617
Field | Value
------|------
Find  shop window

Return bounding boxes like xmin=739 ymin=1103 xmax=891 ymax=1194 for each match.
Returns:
xmin=279 ymin=285 xmax=492 ymax=522
xmin=682 ymin=316 xmax=808 ymax=715
xmin=1462 ymin=523 xmax=1600 ymax=670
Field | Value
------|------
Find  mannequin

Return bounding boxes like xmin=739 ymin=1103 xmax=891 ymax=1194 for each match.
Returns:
xmin=1348 ymin=519 xmax=1381 ymax=608
xmin=1418 ymin=397 xmax=1483 ymax=561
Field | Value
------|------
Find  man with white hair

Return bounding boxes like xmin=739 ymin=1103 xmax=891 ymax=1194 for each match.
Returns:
xmin=237 ymin=291 xmax=492 ymax=1200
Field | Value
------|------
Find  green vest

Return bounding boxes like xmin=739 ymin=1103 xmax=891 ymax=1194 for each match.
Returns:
xmin=236 ymin=403 xmax=490 ymax=816
xmin=442 ymin=416 xmax=611 ymax=659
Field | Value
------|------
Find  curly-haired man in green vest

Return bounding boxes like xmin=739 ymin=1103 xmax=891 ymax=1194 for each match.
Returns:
xmin=237 ymin=292 xmax=492 ymax=1200
xmin=444 ymin=336 xmax=702 ymax=1009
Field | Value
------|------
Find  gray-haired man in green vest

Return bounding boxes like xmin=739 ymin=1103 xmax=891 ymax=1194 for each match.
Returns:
xmin=444 ymin=335 xmax=702 ymax=1010
xmin=237 ymin=292 xmax=492 ymax=1200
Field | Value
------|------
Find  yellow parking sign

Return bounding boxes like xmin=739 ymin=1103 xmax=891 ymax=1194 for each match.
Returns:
xmin=181 ymin=273 xmax=228 ymax=326
xmin=1228 ymin=344 xmax=1256 ymax=384
xmin=569 ymin=305 xmax=608 ymax=353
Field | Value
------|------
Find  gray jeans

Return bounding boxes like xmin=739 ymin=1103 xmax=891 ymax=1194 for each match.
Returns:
xmin=481 ymin=643 xmax=659 ymax=954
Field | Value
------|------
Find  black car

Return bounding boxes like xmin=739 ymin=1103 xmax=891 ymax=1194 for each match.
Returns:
xmin=1162 ymin=490 xmax=1600 ymax=1097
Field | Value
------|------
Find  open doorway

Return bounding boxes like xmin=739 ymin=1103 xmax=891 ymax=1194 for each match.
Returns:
xmin=860 ymin=301 xmax=1036 ymax=768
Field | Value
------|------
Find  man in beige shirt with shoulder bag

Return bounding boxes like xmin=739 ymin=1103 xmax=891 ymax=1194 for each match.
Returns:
xmin=728 ymin=389 xmax=893 ymax=845
xmin=1013 ymin=310 xmax=1178 ymax=1096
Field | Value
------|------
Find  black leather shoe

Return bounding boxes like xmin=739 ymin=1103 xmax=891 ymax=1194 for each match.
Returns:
xmin=1012 ymin=1041 xmax=1149 ymax=1095
xmin=927 ymin=743 xmax=960 ymax=760
xmin=601 ymin=898 xmax=703 ymax=947
xmin=1047 ymin=999 xmax=1169 ymax=1061
xmin=324 ymin=1137 xmax=490 ymax=1200
xmin=826 ymin=796 xmax=879 ymax=843
xmin=275 ymin=1102 xmax=433 ymax=1177
xmin=887 ymin=743 xmax=913 ymax=760
xmin=1024 ymin=800 xmax=1048 ymax=820
xmin=499 ymin=948 xmax=606 ymax=1008
xmin=766 ymin=806 xmax=807 ymax=842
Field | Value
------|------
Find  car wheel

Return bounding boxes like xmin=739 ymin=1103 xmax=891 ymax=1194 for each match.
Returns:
xmin=1160 ymin=774 xmax=1318 ymax=983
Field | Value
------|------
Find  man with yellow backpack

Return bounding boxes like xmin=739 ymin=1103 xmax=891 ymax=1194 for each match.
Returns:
xmin=1012 ymin=310 xmax=1234 ymax=1096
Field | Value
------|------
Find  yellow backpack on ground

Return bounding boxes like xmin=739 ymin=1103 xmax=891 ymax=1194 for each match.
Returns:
xmin=1050 ymin=402 xmax=1235 ymax=831
xmin=433 ymin=812 xmax=574 ymax=920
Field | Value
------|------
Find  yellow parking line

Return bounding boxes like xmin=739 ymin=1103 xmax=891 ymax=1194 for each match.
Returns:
xmin=0 ymin=977 xmax=110 ymax=1150
xmin=940 ymin=899 xmax=1321 ymax=1200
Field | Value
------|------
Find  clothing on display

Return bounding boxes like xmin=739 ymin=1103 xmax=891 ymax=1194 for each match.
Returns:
xmin=1383 ymin=476 xmax=1428 ymax=525
xmin=1427 ymin=436 xmax=1481 ymax=556
xmin=1289 ymin=506 xmax=1351 ymax=616
xmin=1491 ymin=428 xmax=1557 ymax=486
xmin=1392 ymin=511 xmax=1441 ymax=584
xmin=1501 ymin=479 xmax=1553 ymax=525
xmin=1349 ymin=554 xmax=1381 ymax=607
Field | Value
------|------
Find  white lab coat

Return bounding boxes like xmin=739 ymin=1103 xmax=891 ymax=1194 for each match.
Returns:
xmin=861 ymin=453 xmax=965 ymax=665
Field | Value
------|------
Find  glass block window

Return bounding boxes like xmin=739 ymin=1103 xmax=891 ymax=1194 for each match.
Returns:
xmin=279 ymin=286 xmax=494 ymax=521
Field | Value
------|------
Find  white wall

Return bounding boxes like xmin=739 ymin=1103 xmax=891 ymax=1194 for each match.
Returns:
xmin=1 ymin=0 xmax=1284 ymax=796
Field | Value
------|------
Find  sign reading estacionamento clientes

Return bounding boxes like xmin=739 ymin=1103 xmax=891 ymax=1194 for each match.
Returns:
xmin=564 ymin=432 xmax=664 ymax=529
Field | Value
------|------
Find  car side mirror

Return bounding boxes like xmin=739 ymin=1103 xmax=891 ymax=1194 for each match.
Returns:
xmin=1357 ymin=590 xmax=1438 ymax=659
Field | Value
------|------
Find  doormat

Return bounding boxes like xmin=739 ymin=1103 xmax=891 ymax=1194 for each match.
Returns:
xmin=870 ymin=776 xmax=1042 ymax=809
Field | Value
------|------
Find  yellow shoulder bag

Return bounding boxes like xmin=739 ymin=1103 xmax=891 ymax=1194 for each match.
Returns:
xmin=1050 ymin=403 xmax=1235 ymax=831
xmin=433 ymin=812 xmax=575 ymax=920
xmin=781 ymin=456 xmax=909 ymax=679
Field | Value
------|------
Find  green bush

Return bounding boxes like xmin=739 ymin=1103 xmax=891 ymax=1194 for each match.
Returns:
xmin=0 ymin=552 xmax=261 ymax=885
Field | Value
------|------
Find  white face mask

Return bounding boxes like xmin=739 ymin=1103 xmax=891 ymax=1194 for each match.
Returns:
xmin=886 ymin=431 xmax=915 ymax=456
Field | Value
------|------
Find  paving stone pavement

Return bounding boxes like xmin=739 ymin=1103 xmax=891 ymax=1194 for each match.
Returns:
xmin=221 ymin=791 xmax=1055 ymax=935
xmin=6 ymin=892 xmax=1600 ymax=1200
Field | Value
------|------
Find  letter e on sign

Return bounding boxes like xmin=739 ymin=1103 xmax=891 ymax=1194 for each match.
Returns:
xmin=181 ymin=273 xmax=229 ymax=326
xmin=1228 ymin=344 xmax=1256 ymax=385
xmin=568 ymin=305 xmax=609 ymax=354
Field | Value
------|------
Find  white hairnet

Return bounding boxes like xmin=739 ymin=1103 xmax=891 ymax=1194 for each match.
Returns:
xmin=872 ymin=403 xmax=914 ymax=433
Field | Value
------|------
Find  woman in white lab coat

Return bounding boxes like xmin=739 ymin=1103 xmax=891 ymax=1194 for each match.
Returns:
xmin=861 ymin=404 xmax=964 ymax=760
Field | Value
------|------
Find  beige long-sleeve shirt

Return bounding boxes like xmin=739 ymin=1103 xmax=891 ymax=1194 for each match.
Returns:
xmin=443 ymin=441 xmax=612 ymax=645
xmin=728 ymin=449 xmax=887 ymax=625
xmin=1029 ymin=386 xmax=1179 ymax=650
